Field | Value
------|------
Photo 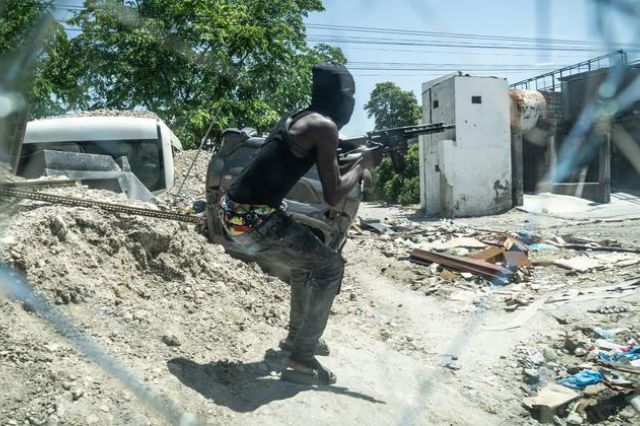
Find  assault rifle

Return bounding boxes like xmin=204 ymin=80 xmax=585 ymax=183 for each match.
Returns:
xmin=338 ymin=122 xmax=455 ymax=172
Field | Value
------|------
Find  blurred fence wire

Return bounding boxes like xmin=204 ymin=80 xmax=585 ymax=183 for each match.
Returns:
xmin=0 ymin=263 xmax=199 ymax=425
xmin=2 ymin=0 xmax=640 ymax=424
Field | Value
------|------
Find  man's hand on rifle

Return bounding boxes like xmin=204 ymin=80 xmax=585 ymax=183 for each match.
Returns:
xmin=360 ymin=145 xmax=384 ymax=169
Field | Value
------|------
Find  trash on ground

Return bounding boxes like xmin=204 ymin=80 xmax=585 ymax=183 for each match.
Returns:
xmin=420 ymin=237 xmax=487 ymax=251
xmin=359 ymin=218 xmax=393 ymax=234
xmin=553 ymin=252 xmax=640 ymax=272
xmin=522 ymin=383 xmax=580 ymax=423
xmin=592 ymin=327 xmax=617 ymax=340
xmin=410 ymin=248 xmax=512 ymax=283
xmin=557 ymin=369 xmax=605 ymax=389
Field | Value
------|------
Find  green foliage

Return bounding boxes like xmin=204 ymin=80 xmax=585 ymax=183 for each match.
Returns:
xmin=0 ymin=0 xmax=72 ymax=116
xmin=364 ymin=81 xmax=421 ymax=131
xmin=364 ymin=82 xmax=422 ymax=205
xmin=1 ymin=0 xmax=345 ymax=147
xmin=52 ymin=0 xmax=346 ymax=147
xmin=370 ymin=144 xmax=420 ymax=204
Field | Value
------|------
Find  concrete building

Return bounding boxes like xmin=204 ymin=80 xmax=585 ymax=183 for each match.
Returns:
xmin=510 ymin=51 xmax=639 ymax=203
xmin=419 ymin=74 xmax=512 ymax=217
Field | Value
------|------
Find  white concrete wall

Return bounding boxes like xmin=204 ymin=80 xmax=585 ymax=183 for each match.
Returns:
xmin=420 ymin=75 xmax=512 ymax=217
xmin=420 ymin=74 xmax=456 ymax=213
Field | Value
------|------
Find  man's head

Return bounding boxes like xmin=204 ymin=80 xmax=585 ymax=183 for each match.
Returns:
xmin=310 ymin=63 xmax=355 ymax=130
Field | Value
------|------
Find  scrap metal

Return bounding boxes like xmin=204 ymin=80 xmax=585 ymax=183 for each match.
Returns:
xmin=409 ymin=248 xmax=513 ymax=282
xmin=0 ymin=186 xmax=205 ymax=224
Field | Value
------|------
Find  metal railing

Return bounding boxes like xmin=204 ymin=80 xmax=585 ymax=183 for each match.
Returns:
xmin=510 ymin=50 xmax=628 ymax=91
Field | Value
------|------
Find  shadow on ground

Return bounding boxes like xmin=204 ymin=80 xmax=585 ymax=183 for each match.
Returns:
xmin=168 ymin=349 xmax=385 ymax=412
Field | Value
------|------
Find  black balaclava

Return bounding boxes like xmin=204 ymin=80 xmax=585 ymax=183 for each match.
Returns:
xmin=309 ymin=63 xmax=355 ymax=129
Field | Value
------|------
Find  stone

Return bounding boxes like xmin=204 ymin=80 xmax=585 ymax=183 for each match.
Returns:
xmin=523 ymin=368 xmax=540 ymax=384
xmin=161 ymin=333 xmax=181 ymax=347
xmin=543 ymin=347 xmax=559 ymax=363
xmin=442 ymin=360 xmax=461 ymax=370
xmin=564 ymin=332 xmax=586 ymax=352
xmin=71 ymin=388 xmax=84 ymax=401
xmin=49 ymin=216 xmax=67 ymax=240
xmin=552 ymin=415 xmax=566 ymax=426
xmin=583 ymin=383 xmax=606 ymax=396
xmin=565 ymin=412 xmax=583 ymax=425
xmin=528 ymin=351 xmax=545 ymax=366
xmin=132 ymin=310 xmax=147 ymax=321
xmin=574 ymin=347 xmax=587 ymax=357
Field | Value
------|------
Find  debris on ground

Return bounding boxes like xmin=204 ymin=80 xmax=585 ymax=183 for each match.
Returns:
xmin=409 ymin=233 xmax=532 ymax=285
xmin=358 ymin=218 xmax=393 ymax=234
xmin=554 ymin=253 xmax=640 ymax=273
xmin=2 ymin=155 xmax=640 ymax=425
xmin=518 ymin=319 xmax=640 ymax=425
xmin=0 ymin=153 xmax=293 ymax=424
xmin=522 ymin=383 xmax=580 ymax=423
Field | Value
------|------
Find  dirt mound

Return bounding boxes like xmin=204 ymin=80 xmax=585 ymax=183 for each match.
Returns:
xmin=0 ymin=178 xmax=289 ymax=424
xmin=160 ymin=150 xmax=212 ymax=208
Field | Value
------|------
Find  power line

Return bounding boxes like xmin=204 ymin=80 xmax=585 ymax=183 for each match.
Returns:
xmin=60 ymin=24 xmax=630 ymax=54
xmin=306 ymin=23 xmax=640 ymax=48
xmin=307 ymin=35 xmax=636 ymax=53
xmin=348 ymin=61 xmax=565 ymax=68
xmin=338 ymin=45 xmax=598 ymax=58
xmin=54 ymin=4 xmax=639 ymax=52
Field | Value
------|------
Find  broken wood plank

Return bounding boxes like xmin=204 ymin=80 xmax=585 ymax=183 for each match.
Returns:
xmin=471 ymin=246 xmax=505 ymax=262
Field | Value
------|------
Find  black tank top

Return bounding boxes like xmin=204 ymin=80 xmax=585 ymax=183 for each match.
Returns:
xmin=228 ymin=110 xmax=315 ymax=208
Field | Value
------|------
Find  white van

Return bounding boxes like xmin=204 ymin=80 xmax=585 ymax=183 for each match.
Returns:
xmin=16 ymin=115 xmax=183 ymax=194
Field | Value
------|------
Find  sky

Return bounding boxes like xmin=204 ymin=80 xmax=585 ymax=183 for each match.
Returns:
xmin=304 ymin=0 xmax=638 ymax=135
xmin=53 ymin=0 xmax=638 ymax=136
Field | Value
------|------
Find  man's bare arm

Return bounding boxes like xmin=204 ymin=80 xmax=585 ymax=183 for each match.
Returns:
xmin=291 ymin=115 xmax=364 ymax=207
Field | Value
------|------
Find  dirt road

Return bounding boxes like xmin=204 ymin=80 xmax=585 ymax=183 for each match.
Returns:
xmin=1 ymin=162 xmax=639 ymax=425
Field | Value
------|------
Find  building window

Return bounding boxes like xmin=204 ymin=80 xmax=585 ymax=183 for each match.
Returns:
xmin=471 ymin=96 xmax=482 ymax=104
xmin=433 ymin=100 xmax=439 ymax=109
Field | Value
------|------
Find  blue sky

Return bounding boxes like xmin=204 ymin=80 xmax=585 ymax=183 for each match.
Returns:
xmin=305 ymin=0 xmax=637 ymax=134
xmin=54 ymin=0 xmax=636 ymax=135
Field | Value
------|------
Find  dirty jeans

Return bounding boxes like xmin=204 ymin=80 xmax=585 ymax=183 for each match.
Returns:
xmin=230 ymin=211 xmax=344 ymax=361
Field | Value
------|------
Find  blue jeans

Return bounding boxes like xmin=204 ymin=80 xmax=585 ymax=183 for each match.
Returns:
xmin=230 ymin=211 xmax=344 ymax=361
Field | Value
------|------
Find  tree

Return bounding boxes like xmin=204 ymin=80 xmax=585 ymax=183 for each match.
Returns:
xmin=57 ymin=0 xmax=346 ymax=147
xmin=364 ymin=82 xmax=422 ymax=204
xmin=0 ymin=0 xmax=73 ymax=117
xmin=364 ymin=81 xmax=421 ymax=131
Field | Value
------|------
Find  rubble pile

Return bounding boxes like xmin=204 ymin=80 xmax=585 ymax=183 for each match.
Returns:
xmin=0 ymin=153 xmax=290 ymax=424
xmin=351 ymin=217 xmax=536 ymax=300
xmin=516 ymin=316 xmax=640 ymax=425
xmin=350 ymin=216 xmax=640 ymax=317
xmin=160 ymin=150 xmax=211 ymax=209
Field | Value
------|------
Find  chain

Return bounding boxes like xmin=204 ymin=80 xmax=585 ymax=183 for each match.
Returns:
xmin=0 ymin=186 xmax=205 ymax=225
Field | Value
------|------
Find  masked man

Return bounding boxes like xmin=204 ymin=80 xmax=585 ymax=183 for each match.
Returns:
xmin=219 ymin=63 xmax=379 ymax=385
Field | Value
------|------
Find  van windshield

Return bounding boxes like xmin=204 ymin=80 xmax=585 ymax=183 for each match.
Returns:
xmin=17 ymin=139 xmax=165 ymax=192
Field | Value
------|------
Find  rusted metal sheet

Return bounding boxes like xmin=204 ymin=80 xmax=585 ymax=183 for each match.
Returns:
xmin=410 ymin=248 xmax=513 ymax=282
xmin=509 ymin=89 xmax=547 ymax=132
xmin=503 ymin=251 xmax=532 ymax=268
